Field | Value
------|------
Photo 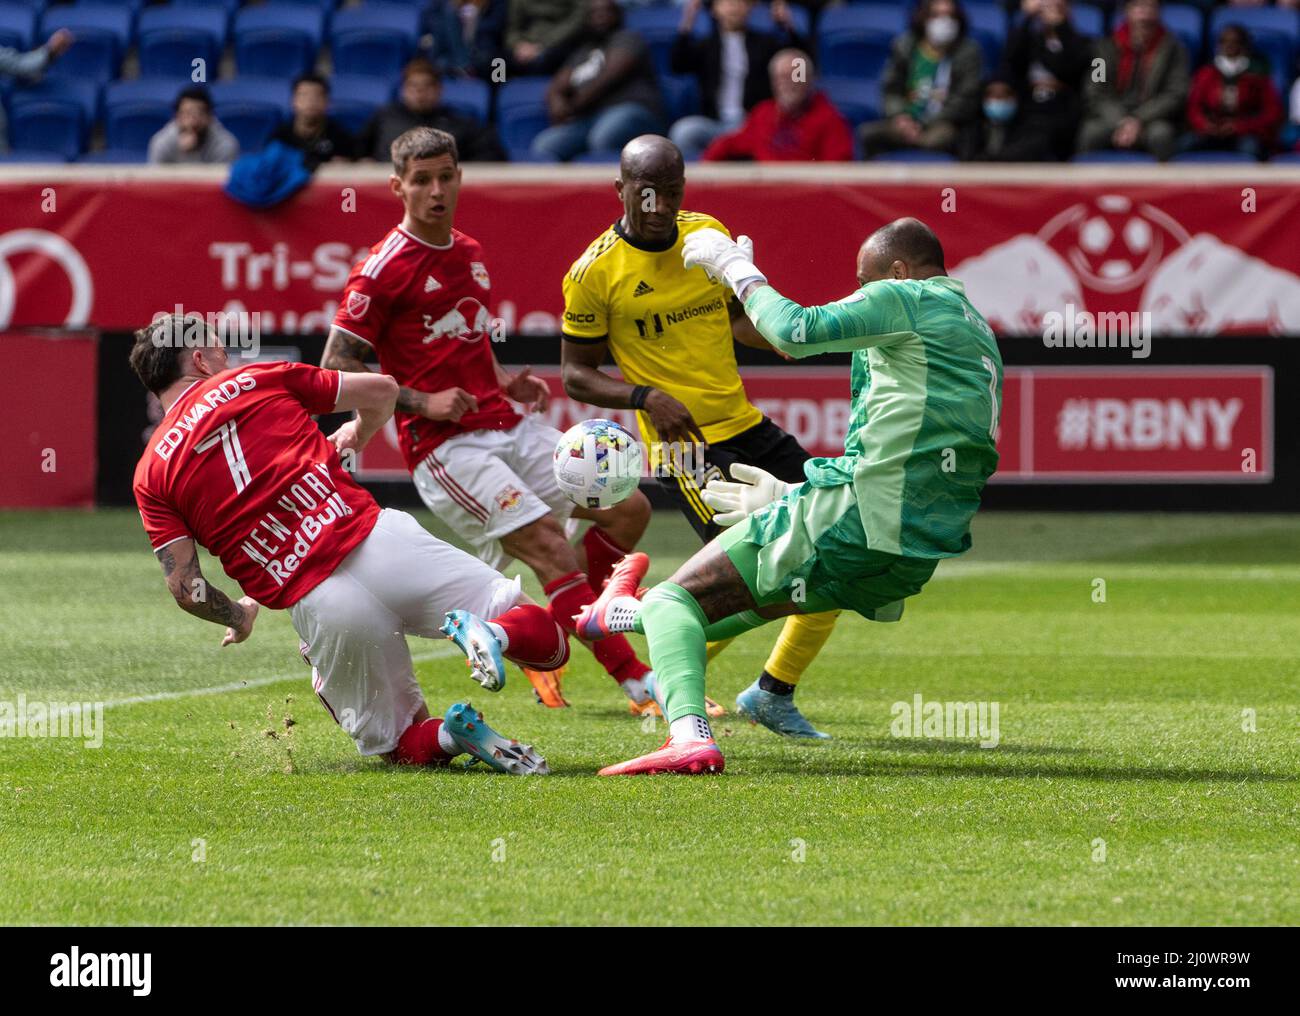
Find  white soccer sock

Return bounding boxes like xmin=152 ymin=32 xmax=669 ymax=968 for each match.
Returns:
xmin=620 ymin=671 xmax=653 ymax=704
xmin=670 ymin=713 xmax=712 ymax=743
xmin=605 ymin=595 xmax=642 ymax=633
xmin=437 ymin=723 xmax=460 ymax=756
xmin=485 ymin=621 xmax=507 ymax=650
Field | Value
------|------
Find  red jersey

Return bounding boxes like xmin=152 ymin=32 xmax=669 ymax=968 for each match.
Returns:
xmin=133 ymin=362 xmax=381 ymax=610
xmin=331 ymin=225 xmax=520 ymax=471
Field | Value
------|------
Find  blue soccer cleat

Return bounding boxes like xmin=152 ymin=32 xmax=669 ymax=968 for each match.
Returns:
xmin=735 ymin=680 xmax=831 ymax=740
xmin=440 ymin=610 xmax=506 ymax=692
xmin=442 ymin=702 xmax=549 ymax=775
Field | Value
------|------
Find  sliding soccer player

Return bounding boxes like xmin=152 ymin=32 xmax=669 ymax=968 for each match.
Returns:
xmin=131 ymin=317 xmax=569 ymax=773
xmin=579 ymin=218 xmax=1003 ymax=775
xmin=559 ymin=133 xmax=839 ymax=735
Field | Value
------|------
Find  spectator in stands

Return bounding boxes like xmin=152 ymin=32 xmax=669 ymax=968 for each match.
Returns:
xmin=1289 ymin=76 xmax=1300 ymax=150
xmin=424 ymin=0 xmax=508 ymax=78
xmin=668 ymin=0 xmax=811 ymax=158
xmin=360 ymin=58 xmax=506 ymax=161
xmin=1181 ymin=24 xmax=1282 ymax=160
xmin=857 ymin=0 xmax=984 ymax=159
xmin=999 ymin=0 xmax=1092 ymax=161
xmin=702 ymin=49 xmax=853 ymax=161
xmin=270 ymin=75 xmax=357 ymax=168
xmin=148 ymin=87 xmax=239 ymax=165
xmin=506 ymin=0 xmax=586 ymax=74
xmin=531 ymin=0 xmax=664 ymax=161
xmin=970 ymin=75 xmax=1040 ymax=160
xmin=0 ymin=28 xmax=73 ymax=152
xmin=1077 ymin=0 xmax=1188 ymax=161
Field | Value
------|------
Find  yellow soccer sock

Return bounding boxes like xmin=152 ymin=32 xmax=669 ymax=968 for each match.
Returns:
xmin=705 ymin=637 xmax=735 ymax=662
xmin=763 ymin=611 xmax=842 ymax=686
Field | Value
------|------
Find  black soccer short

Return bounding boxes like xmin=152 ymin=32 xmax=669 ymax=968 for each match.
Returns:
xmin=655 ymin=416 xmax=812 ymax=542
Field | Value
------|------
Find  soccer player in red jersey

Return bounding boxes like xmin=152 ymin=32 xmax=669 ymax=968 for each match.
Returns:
xmin=130 ymin=317 xmax=570 ymax=773
xmin=322 ymin=126 xmax=659 ymax=712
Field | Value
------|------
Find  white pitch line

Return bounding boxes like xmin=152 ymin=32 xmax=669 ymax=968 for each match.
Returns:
xmin=89 ymin=643 xmax=460 ymax=714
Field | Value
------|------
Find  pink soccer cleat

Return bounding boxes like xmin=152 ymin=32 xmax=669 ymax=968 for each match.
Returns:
xmin=597 ymin=737 xmax=725 ymax=776
xmin=574 ymin=551 xmax=649 ymax=640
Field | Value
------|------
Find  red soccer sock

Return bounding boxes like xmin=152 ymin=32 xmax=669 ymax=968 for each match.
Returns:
xmin=491 ymin=603 xmax=570 ymax=671
xmin=393 ymin=717 xmax=453 ymax=767
xmin=544 ymin=571 xmax=650 ymax=684
xmin=583 ymin=525 xmax=632 ymax=591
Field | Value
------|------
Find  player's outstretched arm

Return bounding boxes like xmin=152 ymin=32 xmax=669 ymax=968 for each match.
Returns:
xmin=742 ymin=283 xmax=917 ymax=359
xmin=156 ymin=538 xmax=259 ymax=646
xmin=334 ymin=371 xmax=398 ymax=450
xmin=322 ymin=326 xmax=434 ymax=420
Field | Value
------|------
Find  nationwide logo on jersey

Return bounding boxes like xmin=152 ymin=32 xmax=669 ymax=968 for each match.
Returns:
xmin=470 ymin=261 xmax=490 ymax=290
xmin=633 ymin=280 xmax=655 ymax=297
xmin=345 ymin=290 xmax=370 ymax=320
xmin=494 ymin=484 xmax=524 ymax=513
xmin=423 ymin=297 xmax=490 ymax=344
xmin=424 ymin=275 xmax=441 ymax=293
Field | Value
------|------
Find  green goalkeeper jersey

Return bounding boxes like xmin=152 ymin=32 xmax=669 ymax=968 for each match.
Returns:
xmin=744 ymin=276 xmax=1002 ymax=559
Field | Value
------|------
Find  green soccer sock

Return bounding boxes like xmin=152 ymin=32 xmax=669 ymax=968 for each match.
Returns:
xmin=638 ymin=583 xmax=710 ymax=725
xmin=703 ymin=610 xmax=768 ymax=641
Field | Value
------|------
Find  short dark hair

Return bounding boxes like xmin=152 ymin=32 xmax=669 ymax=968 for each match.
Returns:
xmin=129 ymin=315 xmax=218 ymax=396
xmin=174 ymin=86 xmax=212 ymax=113
xmin=401 ymin=57 xmax=440 ymax=85
xmin=391 ymin=126 xmax=458 ymax=177
xmin=293 ymin=73 xmax=330 ymax=96
xmin=910 ymin=0 xmax=968 ymax=39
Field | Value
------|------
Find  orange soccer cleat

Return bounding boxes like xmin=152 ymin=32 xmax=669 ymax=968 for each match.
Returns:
xmin=626 ymin=695 xmax=727 ymax=718
xmin=522 ymin=664 xmax=569 ymax=708
xmin=598 ymin=737 xmax=725 ymax=776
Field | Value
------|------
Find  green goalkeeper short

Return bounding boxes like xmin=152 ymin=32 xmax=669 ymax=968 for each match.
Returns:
xmin=717 ymin=481 xmax=938 ymax=621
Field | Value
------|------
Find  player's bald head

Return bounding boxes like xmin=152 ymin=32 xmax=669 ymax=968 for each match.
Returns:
xmin=857 ymin=218 xmax=946 ymax=283
xmin=619 ymin=135 xmax=684 ymax=185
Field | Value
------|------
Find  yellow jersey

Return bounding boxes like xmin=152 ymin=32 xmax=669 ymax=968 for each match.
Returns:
xmin=561 ymin=210 xmax=763 ymax=446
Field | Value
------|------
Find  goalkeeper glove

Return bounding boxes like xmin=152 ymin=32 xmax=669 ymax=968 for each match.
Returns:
xmin=701 ymin=463 xmax=793 ymax=527
xmin=681 ymin=228 xmax=767 ymax=296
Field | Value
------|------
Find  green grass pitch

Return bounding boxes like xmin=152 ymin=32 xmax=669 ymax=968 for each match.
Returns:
xmin=0 ymin=508 xmax=1296 ymax=925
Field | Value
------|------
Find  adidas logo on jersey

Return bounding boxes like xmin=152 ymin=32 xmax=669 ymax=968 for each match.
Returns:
xmin=633 ymin=280 xmax=655 ymax=297
xmin=425 ymin=275 xmax=441 ymax=293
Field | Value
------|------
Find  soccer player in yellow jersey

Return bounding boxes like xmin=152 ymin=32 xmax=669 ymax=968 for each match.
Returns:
xmin=560 ymin=135 xmax=839 ymax=739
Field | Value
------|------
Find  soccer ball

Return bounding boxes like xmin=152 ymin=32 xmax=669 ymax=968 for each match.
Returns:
xmin=552 ymin=419 xmax=643 ymax=509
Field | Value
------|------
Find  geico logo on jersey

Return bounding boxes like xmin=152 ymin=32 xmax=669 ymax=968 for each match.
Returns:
xmin=422 ymin=298 xmax=490 ymax=343
xmin=50 ymin=947 xmax=151 ymax=996
xmin=565 ymin=311 xmax=596 ymax=324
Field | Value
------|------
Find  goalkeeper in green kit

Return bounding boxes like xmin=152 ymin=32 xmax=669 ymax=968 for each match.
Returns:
xmin=575 ymin=218 xmax=1003 ymax=775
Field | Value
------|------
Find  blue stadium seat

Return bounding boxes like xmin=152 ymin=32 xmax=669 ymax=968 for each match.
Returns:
xmin=817 ymin=5 xmax=907 ymax=79
xmin=871 ymin=148 xmax=957 ymax=162
xmin=208 ymin=76 xmax=293 ymax=113
xmin=440 ymin=77 xmax=490 ymax=123
xmin=233 ymin=4 xmax=325 ymax=79
xmin=215 ymin=102 xmax=280 ymax=153
xmin=329 ymin=73 xmax=390 ymax=134
xmin=169 ymin=0 xmax=241 ymax=14
xmin=39 ymin=3 xmax=132 ymax=81
xmin=625 ymin=6 xmax=709 ymax=79
xmin=964 ymin=3 xmax=1006 ymax=70
xmin=1161 ymin=5 xmax=1205 ymax=62
xmin=104 ymin=90 xmax=172 ymax=152
xmin=570 ymin=149 xmax=620 ymax=163
xmin=9 ymin=99 xmax=84 ymax=158
xmin=1209 ymin=8 xmax=1299 ymax=98
xmin=1071 ymin=3 xmax=1106 ymax=38
xmin=8 ymin=76 xmax=99 ymax=124
xmin=1071 ymin=150 xmax=1158 ymax=163
xmin=330 ymin=4 xmax=420 ymax=79
xmin=136 ymin=6 xmax=229 ymax=80
xmin=0 ymin=2 xmax=37 ymax=50
xmin=746 ymin=4 xmax=811 ymax=39
xmin=659 ymin=73 xmax=700 ymax=122
xmin=0 ymin=0 xmax=46 ymax=11
xmin=1170 ymin=150 xmax=1260 ymax=164
xmin=820 ymin=75 xmax=881 ymax=127
xmin=78 ymin=147 xmax=149 ymax=163
xmin=0 ymin=148 xmax=70 ymax=162
xmin=1270 ymin=152 xmax=1300 ymax=164
xmin=497 ymin=81 xmax=550 ymax=160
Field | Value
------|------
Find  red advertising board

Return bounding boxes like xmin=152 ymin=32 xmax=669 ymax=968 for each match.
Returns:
xmin=0 ymin=332 xmax=98 ymax=507
xmin=355 ymin=365 xmax=1272 ymax=483
xmin=1 ymin=170 xmax=1299 ymax=337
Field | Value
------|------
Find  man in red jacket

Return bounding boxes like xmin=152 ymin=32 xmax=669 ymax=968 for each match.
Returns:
xmin=1181 ymin=24 xmax=1282 ymax=161
xmin=702 ymin=49 xmax=853 ymax=162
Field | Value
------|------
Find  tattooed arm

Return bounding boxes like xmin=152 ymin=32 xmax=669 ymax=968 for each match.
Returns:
xmin=321 ymin=326 xmax=476 ymax=422
xmin=157 ymin=538 xmax=259 ymax=646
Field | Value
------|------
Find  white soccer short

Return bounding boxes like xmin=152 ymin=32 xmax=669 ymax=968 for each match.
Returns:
xmin=289 ymin=508 xmax=523 ymax=756
xmin=412 ymin=415 xmax=576 ymax=571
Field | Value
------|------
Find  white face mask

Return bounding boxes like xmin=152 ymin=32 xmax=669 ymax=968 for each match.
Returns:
xmin=1215 ymin=54 xmax=1249 ymax=78
xmin=926 ymin=15 xmax=960 ymax=47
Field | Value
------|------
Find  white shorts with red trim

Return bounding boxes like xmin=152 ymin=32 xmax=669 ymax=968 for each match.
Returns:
xmin=288 ymin=508 xmax=523 ymax=756
xmin=411 ymin=415 xmax=576 ymax=572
